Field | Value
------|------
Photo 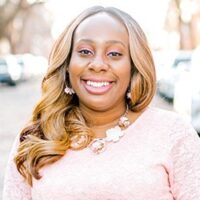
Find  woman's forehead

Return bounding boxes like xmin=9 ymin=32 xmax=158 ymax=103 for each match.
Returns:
xmin=73 ymin=13 xmax=129 ymax=45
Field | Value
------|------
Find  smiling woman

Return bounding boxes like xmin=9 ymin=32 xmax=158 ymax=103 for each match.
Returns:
xmin=3 ymin=6 xmax=200 ymax=200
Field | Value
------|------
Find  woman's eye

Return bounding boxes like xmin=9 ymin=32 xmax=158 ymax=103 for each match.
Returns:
xmin=107 ymin=52 xmax=122 ymax=57
xmin=78 ymin=49 xmax=93 ymax=55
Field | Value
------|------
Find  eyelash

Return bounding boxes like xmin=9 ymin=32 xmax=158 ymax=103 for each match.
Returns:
xmin=78 ymin=49 xmax=93 ymax=55
xmin=107 ymin=52 xmax=122 ymax=57
xmin=77 ymin=49 xmax=123 ymax=57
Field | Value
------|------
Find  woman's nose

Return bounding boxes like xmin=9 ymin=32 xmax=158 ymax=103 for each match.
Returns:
xmin=88 ymin=56 xmax=109 ymax=72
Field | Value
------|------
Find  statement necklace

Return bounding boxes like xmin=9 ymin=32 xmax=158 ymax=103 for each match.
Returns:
xmin=89 ymin=106 xmax=130 ymax=154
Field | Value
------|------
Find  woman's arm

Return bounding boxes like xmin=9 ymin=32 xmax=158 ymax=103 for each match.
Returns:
xmin=169 ymin=117 xmax=200 ymax=200
xmin=2 ymin=135 xmax=32 ymax=200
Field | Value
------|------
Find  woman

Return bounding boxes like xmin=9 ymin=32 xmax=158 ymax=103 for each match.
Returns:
xmin=3 ymin=6 xmax=200 ymax=200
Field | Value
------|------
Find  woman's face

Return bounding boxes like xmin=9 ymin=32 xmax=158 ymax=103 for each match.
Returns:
xmin=68 ymin=13 xmax=131 ymax=111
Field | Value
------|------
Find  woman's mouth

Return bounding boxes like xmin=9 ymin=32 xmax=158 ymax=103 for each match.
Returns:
xmin=82 ymin=79 xmax=114 ymax=95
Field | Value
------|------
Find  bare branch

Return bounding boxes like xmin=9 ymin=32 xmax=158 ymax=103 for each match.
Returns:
xmin=0 ymin=0 xmax=45 ymax=39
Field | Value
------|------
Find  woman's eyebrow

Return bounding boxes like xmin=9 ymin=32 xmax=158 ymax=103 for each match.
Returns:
xmin=105 ymin=40 xmax=126 ymax=47
xmin=76 ymin=39 xmax=94 ymax=44
xmin=76 ymin=39 xmax=126 ymax=47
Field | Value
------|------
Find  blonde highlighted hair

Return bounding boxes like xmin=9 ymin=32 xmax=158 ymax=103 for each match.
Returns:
xmin=15 ymin=6 xmax=156 ymax=185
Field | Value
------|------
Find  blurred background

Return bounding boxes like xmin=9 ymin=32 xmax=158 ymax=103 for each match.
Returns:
xmin=0 ymin=0 xmax=200 ymax=196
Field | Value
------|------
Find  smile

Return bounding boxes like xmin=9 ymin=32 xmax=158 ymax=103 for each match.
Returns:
xmin=86 ymin=80 xmax=110 ymax=88
xmin=82 ymin=79 xmax=114 ymax=95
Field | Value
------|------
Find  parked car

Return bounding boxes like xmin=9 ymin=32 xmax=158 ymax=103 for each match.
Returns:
xmin=16 ymin=54 xmax=33 ymax=81
xmin=174 ymin=73 xmax=200 ymax=134
xmin=0 ymin=55 xmax=22 ymax=86
xmin=0 ymin=58 xmax=10 ymax=84
xmin=157 ymin=51 xmax=192 ymax=101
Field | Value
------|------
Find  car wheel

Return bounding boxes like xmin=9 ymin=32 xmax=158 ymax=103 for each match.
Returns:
xmin=8 ymin=80 xmax=16 ymax=86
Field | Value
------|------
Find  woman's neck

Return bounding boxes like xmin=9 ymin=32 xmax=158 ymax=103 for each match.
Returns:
xmin=79 ymin=102 xmax=142 ymax=138
xmin=79 ymin=103 xmax=127 ymax=129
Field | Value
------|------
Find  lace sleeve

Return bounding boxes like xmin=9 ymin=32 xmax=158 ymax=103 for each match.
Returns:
xmin=2 ymin=135 xmax=32 ymax=200
xmin=169 ymin=117 xmax=200 ymax=200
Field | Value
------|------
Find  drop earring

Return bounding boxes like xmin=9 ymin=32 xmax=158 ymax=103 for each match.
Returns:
xmin=64 ymin=85 xmax=75 ymax=95
xmin=126 ymin=88 xmax=131 ymax=99
xmin=127 ymin=92 xmax=131 ymax=99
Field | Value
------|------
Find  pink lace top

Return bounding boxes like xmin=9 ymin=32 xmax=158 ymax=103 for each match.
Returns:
xmin=3 ymin=107 xmax=200 ymax=200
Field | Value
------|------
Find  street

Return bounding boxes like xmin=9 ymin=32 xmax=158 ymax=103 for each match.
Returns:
xmin=0 ymin=77 xmax=42 ymax=195
xmin=0 ymin=77 xmax=173 ymax=196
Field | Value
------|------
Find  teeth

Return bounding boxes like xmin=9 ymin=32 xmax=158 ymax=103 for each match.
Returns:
xmin=86 ymin=80 xmax=110 ymax=87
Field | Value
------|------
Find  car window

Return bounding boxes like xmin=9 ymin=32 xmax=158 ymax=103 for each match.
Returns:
xmin=173 ymin=58 xmax=191 ymax=67
xmin=0 ymin=59 xmax=7 ymax=65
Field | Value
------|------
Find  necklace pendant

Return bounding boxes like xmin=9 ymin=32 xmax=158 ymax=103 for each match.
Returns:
xmin=89 ymin=138 xmax=106 ymax=154
xmin=119 ymin=116 xmax=130 ymax=128
xmin=106 ymin=126 xmax=124 ymax=142
xmin=89 ymin=105 xmax=130 ymax=154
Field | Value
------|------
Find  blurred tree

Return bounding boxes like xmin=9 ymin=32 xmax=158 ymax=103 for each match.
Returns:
xmin=165 ymin=0 xmax=200 ymax=49
xmin=0 ymin=0 xmax=48 ymax=54
xmin=174 ymin=0 xmax=194 ymax=49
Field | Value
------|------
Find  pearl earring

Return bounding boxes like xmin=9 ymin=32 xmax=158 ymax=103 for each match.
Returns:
xmin=127 ymin=91 xmax=131 ymax=99
xmin=64 ymin=86 xmax=75 ymax=95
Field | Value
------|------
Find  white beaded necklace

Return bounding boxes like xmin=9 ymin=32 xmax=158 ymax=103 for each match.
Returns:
xmin=89 ymin=106 xmax=130 ymax=154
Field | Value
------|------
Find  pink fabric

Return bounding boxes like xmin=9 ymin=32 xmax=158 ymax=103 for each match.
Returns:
xmin=3 ymin=107 xmax=200 ymax=200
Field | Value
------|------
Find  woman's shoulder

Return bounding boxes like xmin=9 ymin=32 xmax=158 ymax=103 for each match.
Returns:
xmin=145 ymin=106 xmax=180 ymax=120
xmin=126 ymin=106 xmax=180 ymax=138
xmin=148 ymin=106 xmax=196 ymax=130
xmin=129 ymin=106 xmax=198 ymax=138
xmin=147 ymin=106 xmax=199 ymax=142
xmin=132 ymin=106 xmax=183 ymax=126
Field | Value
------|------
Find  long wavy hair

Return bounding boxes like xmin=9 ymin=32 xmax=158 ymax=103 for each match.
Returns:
xmin=15 ymin=6 xmax=156 ymax=185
